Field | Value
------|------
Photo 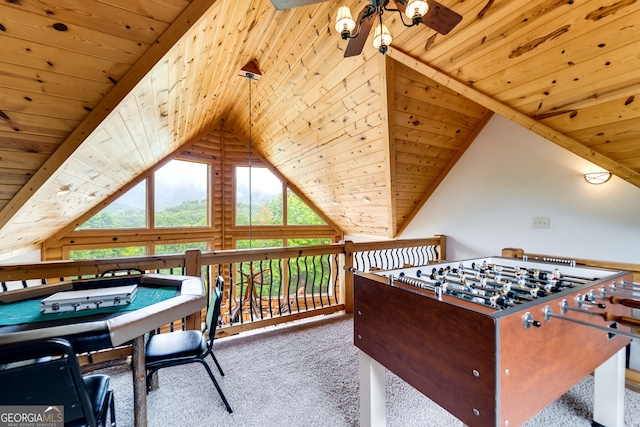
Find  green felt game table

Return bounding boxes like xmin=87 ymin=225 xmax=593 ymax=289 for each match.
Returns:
xmin=0 ymin=273 xmax=206 ymax=427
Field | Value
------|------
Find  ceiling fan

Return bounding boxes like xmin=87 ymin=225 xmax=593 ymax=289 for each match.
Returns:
xmin=270 ymin=0 xmax=462 ymax=57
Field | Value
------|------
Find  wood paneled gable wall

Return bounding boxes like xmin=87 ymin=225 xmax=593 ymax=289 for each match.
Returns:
xmin=43 ymin=121 xmax=342 ymax=261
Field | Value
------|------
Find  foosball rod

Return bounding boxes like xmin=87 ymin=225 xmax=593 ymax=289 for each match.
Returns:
xmin=412 ymin=270 xmax=536 ymax=301
xmin=432 ymin=268 xmax=542 ymax=299
xmin=448 ymin=265 xmax=555 ymax=290
xmin=393 ymin=274 xmax=520 ymax=308
xmin=542 ymin=305 xmax=639 ymax=340
xmin=594 ymin=287 xmax=640 ymax=299
xmin=472 ymin=262 xmax=594 ymax=283
xmin=616 ymin=281 xmax=640 ymax=292
xmin=569 ymin=305 xmax=640 ymax=329
xmin=455 ymin=263 xmax=587 ymax=287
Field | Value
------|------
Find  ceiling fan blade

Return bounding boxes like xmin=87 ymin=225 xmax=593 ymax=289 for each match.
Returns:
xmin=344 ymin=6 xmax=375 ymax=58
xmin=270 ymin=0 xmax=327 ymax=11
xmin=422 ymin=0 xmax=462 ymax=35
xmin=393 ymin=0 xmax=462 ymax=35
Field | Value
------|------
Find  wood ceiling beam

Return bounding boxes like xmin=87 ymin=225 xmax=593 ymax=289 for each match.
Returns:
xmin=387 ymin=47 xmax=640 ymax=189
xmin=0 ymin=0 xmax=220 ymax=231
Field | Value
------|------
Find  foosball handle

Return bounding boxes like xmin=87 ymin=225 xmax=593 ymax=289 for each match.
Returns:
xmin=608 ymin=295 xmax=640 ymax=310
xmin=601 ymin=312 xmax=640 ymax=328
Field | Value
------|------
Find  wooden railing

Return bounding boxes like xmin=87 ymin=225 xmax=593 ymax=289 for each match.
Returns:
xmin=0 ymin=236 xmax=446 ymax=344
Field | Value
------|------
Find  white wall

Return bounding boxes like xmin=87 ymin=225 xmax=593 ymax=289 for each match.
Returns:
xmin=400 ymin=114 xmax=640 ymax=265
xmin=0 ymin=249 xmax=41 ymax=265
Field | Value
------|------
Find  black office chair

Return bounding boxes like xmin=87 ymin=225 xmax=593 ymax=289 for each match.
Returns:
xmin=0 ymin=338 xmax=116 ymax=427
xmin=145 ymin=276 xmax=232 ymax=413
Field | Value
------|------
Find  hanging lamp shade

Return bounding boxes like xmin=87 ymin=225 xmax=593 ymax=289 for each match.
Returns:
xmin=335 ymin=6 xmax=356 ymax=34
xmin=372 ymin=23 xmax=392 ymax=50
xmin=405 ymin=0 xmax=429 ymax=20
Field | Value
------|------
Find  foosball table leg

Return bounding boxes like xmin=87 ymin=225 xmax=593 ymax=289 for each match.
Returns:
xmin=359 ymin=350 xmax=387 ymax=427
xmin=593 ymin=347 xmax=625 ymax=427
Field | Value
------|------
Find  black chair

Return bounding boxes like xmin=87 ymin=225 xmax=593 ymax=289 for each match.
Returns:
xmin=0 ymin=338 xmax=116 ymax=427
xmin=145 ymin=276 xmax=232 ymax=413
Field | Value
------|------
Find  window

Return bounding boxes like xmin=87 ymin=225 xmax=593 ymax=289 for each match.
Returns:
xmin=78 ymin=181 xmax=146 ymax=229
xmin=155 ymin=242 xmax=208 ymax=276
xmin=235 ymin=168 xmax=327 ymax=226
xmin=287 ymin=190 xmax=326 ymax=225
xmin=236 ymin=239 xmax=283 ymax=250
xmin=155 ymin=242 xmax=208 ymax=255
xmin=70 ymin=246 xmax=147 ymax=260
xmin=154 ymin=160 xmax=208 ymax=228
xmin=235 ymin=167 xmax=283 ymax=225
xmin=287 ymin=238 xmax=331 ymax=246
xmin=78 ymin=159 xmax=209 ymax=230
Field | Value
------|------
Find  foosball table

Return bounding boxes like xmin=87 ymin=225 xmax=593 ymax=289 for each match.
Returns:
xmin=353 ymin=256 xmax=635 ymax=427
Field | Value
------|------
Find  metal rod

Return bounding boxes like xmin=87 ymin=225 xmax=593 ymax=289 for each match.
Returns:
xmin=393 ymin=274 xmax=517 ymax=309
xmin=437 ymin=270 xmax=539 ymax=300
xmin=473 ymin=261 xmax=593 ymax=283
xmin=543 ymin=306 xmax=637 ymax=340
xmin=450 ymin=265 xmax=571 ymax=292
xmin=598 ymin=289 xmax=640 ymax=299
xmin=618 ymin=281 xmax=640 ymax=292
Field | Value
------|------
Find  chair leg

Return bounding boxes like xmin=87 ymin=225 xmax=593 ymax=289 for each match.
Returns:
xmin=210 ymin=353 xmax=224 ymax=376
xmin=146 ymin=369 xmax=156 ymax=393
xmin=108 ymin=390 xmax=117 ymax=427
xmin=199 ymin=360 xmax=233 ymax=413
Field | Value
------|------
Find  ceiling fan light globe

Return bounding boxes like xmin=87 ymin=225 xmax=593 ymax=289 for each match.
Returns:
xmin=405 ymin=0 xmax=428 ymax=22
xmin=372 ymin=24 xmax=392 ymax=50
xmin=335 ymin=6 xmax=356 ymax=34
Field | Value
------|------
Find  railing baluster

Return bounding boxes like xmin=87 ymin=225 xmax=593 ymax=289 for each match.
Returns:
xmin=287 ymin=258 xmax=294 ymax=314
xmin=333 ymin=254 xmax=340 ymax=305
xmin=267 ymin=259 xmax=274 ymax=318
xmin=258 ymin=260 xmax=265 ymax=320
xmin=276 ymin=258 xmax=283 ymax=316
xmin=319 ymin=255 xmax=326 ymax=307
xmin=303 ymin=257 xmax=310 ymax=311
xmin=239 ymin=261 xmax=246 ymax=324
xmin=309 ymin=256 xmax=316 ymax=310
xmin=355 ymin=251 xmax=363 ymax=272
xmin=295 ymin=257 xmax=302 ymax=313
xmin=249 ymin=261 xmax=256 ymax=322
xmin=227 ymin=264 xmax=233 ymax=325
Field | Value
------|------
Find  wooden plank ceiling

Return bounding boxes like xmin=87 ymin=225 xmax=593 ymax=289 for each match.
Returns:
xmin=0 ymin=0 xmax=639 ymax=258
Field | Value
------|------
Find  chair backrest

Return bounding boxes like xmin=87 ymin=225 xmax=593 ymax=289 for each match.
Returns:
xmin=205 ymin=276 xmax=223 ymax=338
xmin=0 ymin=338 xmax=98 ymax=426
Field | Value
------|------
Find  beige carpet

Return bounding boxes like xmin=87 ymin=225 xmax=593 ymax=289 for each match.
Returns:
xmin=101 ymin=314 xmax=640 ymax=426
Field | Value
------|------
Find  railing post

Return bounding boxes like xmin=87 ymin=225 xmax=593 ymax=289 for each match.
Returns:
xmin=435 ymin=234 xmax=447 ymax=260
xmin=184 ymin=249 xmax=202 ymax=330
xmin=340 ymin=240 xmax=354 ymax=314
xmin=502 ymin=248 xmax=524 ymax=258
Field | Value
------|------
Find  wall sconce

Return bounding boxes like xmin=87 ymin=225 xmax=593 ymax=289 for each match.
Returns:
xmin=584 ymin=172 xmax=611 ymax=185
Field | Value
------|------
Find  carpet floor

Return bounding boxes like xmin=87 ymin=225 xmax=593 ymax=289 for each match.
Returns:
xmin=101 ymin=314 xmax=640 ymax=426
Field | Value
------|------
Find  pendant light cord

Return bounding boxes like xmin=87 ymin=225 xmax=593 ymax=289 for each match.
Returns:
xmin=247 ymin=74 xmax=254 ymax=250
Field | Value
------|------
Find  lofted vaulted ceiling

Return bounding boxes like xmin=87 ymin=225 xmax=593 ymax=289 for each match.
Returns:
xmin=0 ymin=0 xmax=639 ymax=259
